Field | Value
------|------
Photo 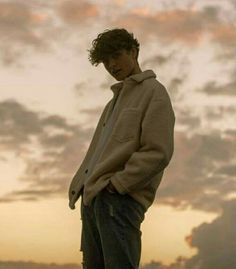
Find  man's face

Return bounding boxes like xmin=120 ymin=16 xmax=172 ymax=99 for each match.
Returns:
xmin=102 ymin=48 xmax=139 ymax=81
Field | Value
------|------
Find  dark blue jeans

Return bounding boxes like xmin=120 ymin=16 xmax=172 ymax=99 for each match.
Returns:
xmin=80 ymin=187 xmax=146 ymax=269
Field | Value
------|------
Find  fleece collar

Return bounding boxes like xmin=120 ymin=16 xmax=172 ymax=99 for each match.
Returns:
xmin=110 ymin=69 xmax=156 ymax=94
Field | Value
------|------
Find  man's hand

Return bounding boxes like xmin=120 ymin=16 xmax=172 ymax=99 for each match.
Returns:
xmin=106 ymin=181 xmax=117 ymax=193
xmin=69 ymin=191 xmax=80 ymax=209
xmin=69 ymin=188 xmax=83 ymax=210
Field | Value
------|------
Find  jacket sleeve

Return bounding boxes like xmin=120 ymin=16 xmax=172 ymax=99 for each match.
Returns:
xmin=110 ymin=89 xmax=175 ymax=194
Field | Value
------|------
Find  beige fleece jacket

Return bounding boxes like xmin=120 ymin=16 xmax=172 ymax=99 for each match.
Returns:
xmin=68 ymin=69 xmax=175 ymax=211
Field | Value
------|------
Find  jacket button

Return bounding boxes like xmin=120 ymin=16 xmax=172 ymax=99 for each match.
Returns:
xmin=71 ymin=190 xmax=75 ymax=195
xmin=103 ymin=122 xmax=105 ymax=127
xmin=85 ymin=169 xmax=88 ymax=173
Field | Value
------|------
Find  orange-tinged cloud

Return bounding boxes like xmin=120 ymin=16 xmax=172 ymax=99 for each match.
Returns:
xmin=0 ymin=2 xmax=61 ymax=66
xmin=114 ymin=9 xmax=205 ymax=45
xmin=57 ymin=0 xmax=99 ymax=25
xmin=112 ymin=6 xmax=224 ymax=46
xmin=31 ymin=13 xmax=49 ymax=23
xmin=212 ymin=24 xmax=236 ymax=47
xmin=131 ymin=7 xmax=151 ymax=17
xmin=185 ymin=234 xmax=194 ymax=247
xmin=114 ymin=0 xmax=126 ymax=7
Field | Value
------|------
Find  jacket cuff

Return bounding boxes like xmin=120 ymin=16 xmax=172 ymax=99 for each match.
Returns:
xmin=110 ymin=175 xmax=129 ymax=195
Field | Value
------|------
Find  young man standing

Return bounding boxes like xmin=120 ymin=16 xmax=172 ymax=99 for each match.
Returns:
xmin=68 ymin=28 xmax=175 ymax=269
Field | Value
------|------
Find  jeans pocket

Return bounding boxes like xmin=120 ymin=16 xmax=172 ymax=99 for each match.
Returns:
xmin=125 ymin=195 xmax=146 ymax=224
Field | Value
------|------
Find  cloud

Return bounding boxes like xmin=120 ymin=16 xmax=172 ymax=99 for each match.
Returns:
xmin=0 ymin=99 xmax=43 ymax=151
xmin=0 ymin=99 xmax=96 ymax=203
xmin=2 ymin=1 xmax=235 ymax=67
xmin=110 ymin=5 xmax=221 ymax=45
xmin=113 ymin=0 xmax=126 ymax=7
xmin=107 ymin=2 xmax=236 ymax=59
xmin=56 ymin=0 xmax=99 ymax=26
xmin=157 ymin=130 xmax=236 ymax=213
xmin=141 ymin=51 xmax=176 ymax=67
xmin=0 ymin=1 xmax=66 ymax=66
xmin=185 ymin=199 xmax=236 ymax=269
xmin=225 ymin=128 xmax=236 ymax=138
xmin=231 ymin=0 xmax=236 ymax=7
xmin=0 ymin=2 xmax=46 ymax=65
xmin=199 ymin=80 xmax=236 ymax=96
xmin=74 ymin=82 xmax=87 ymax=97
xmin=211 ymin=24 xmax=236 ymax=48
xmin=0 ymin=260 xmax=81 ymax=269
xmin=216 ymin=164 xmax=236 ymax=176
xmin=0 ymin=258 xmax=190 ymax=269
xmin=138 ymin=48 xmax=189 ymax=103
xmin=205 ymin=105 xmax=236 ymax=121
xmin=140 ymin=261 xmax=165 ymax=269
xmin=174 ymin=108 xmax=201 ymax=130
xmin=0 ymin=0 xmax=101 ymax=66
xmin=0 ymin=2 xmax=47 ymax=46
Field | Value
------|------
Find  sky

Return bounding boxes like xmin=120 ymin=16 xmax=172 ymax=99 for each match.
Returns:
xmin=0 ymin=0 xmax=236 ymax=268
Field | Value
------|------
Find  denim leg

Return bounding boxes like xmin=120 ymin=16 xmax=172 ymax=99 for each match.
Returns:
xmin=80 ymin=197 xmax=105 ymax=269
xmin=94 ymin=188 xmax=146 ymax=269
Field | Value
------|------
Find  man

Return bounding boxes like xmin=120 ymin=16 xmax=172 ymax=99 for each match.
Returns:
xmin=68 ymin=28 xmax=175 ymax=269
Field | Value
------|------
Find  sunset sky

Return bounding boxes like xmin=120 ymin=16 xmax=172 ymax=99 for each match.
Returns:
xmin=0 ymin=0 xmax=236 ymax=268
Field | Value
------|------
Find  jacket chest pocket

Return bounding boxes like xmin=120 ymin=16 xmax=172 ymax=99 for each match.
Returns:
xmin=112 ymin=109 xmax=141 ymax=143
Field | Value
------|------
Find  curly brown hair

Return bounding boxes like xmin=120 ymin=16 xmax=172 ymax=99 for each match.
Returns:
xmin=87 ymin=28 xmax=140 ymax=66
